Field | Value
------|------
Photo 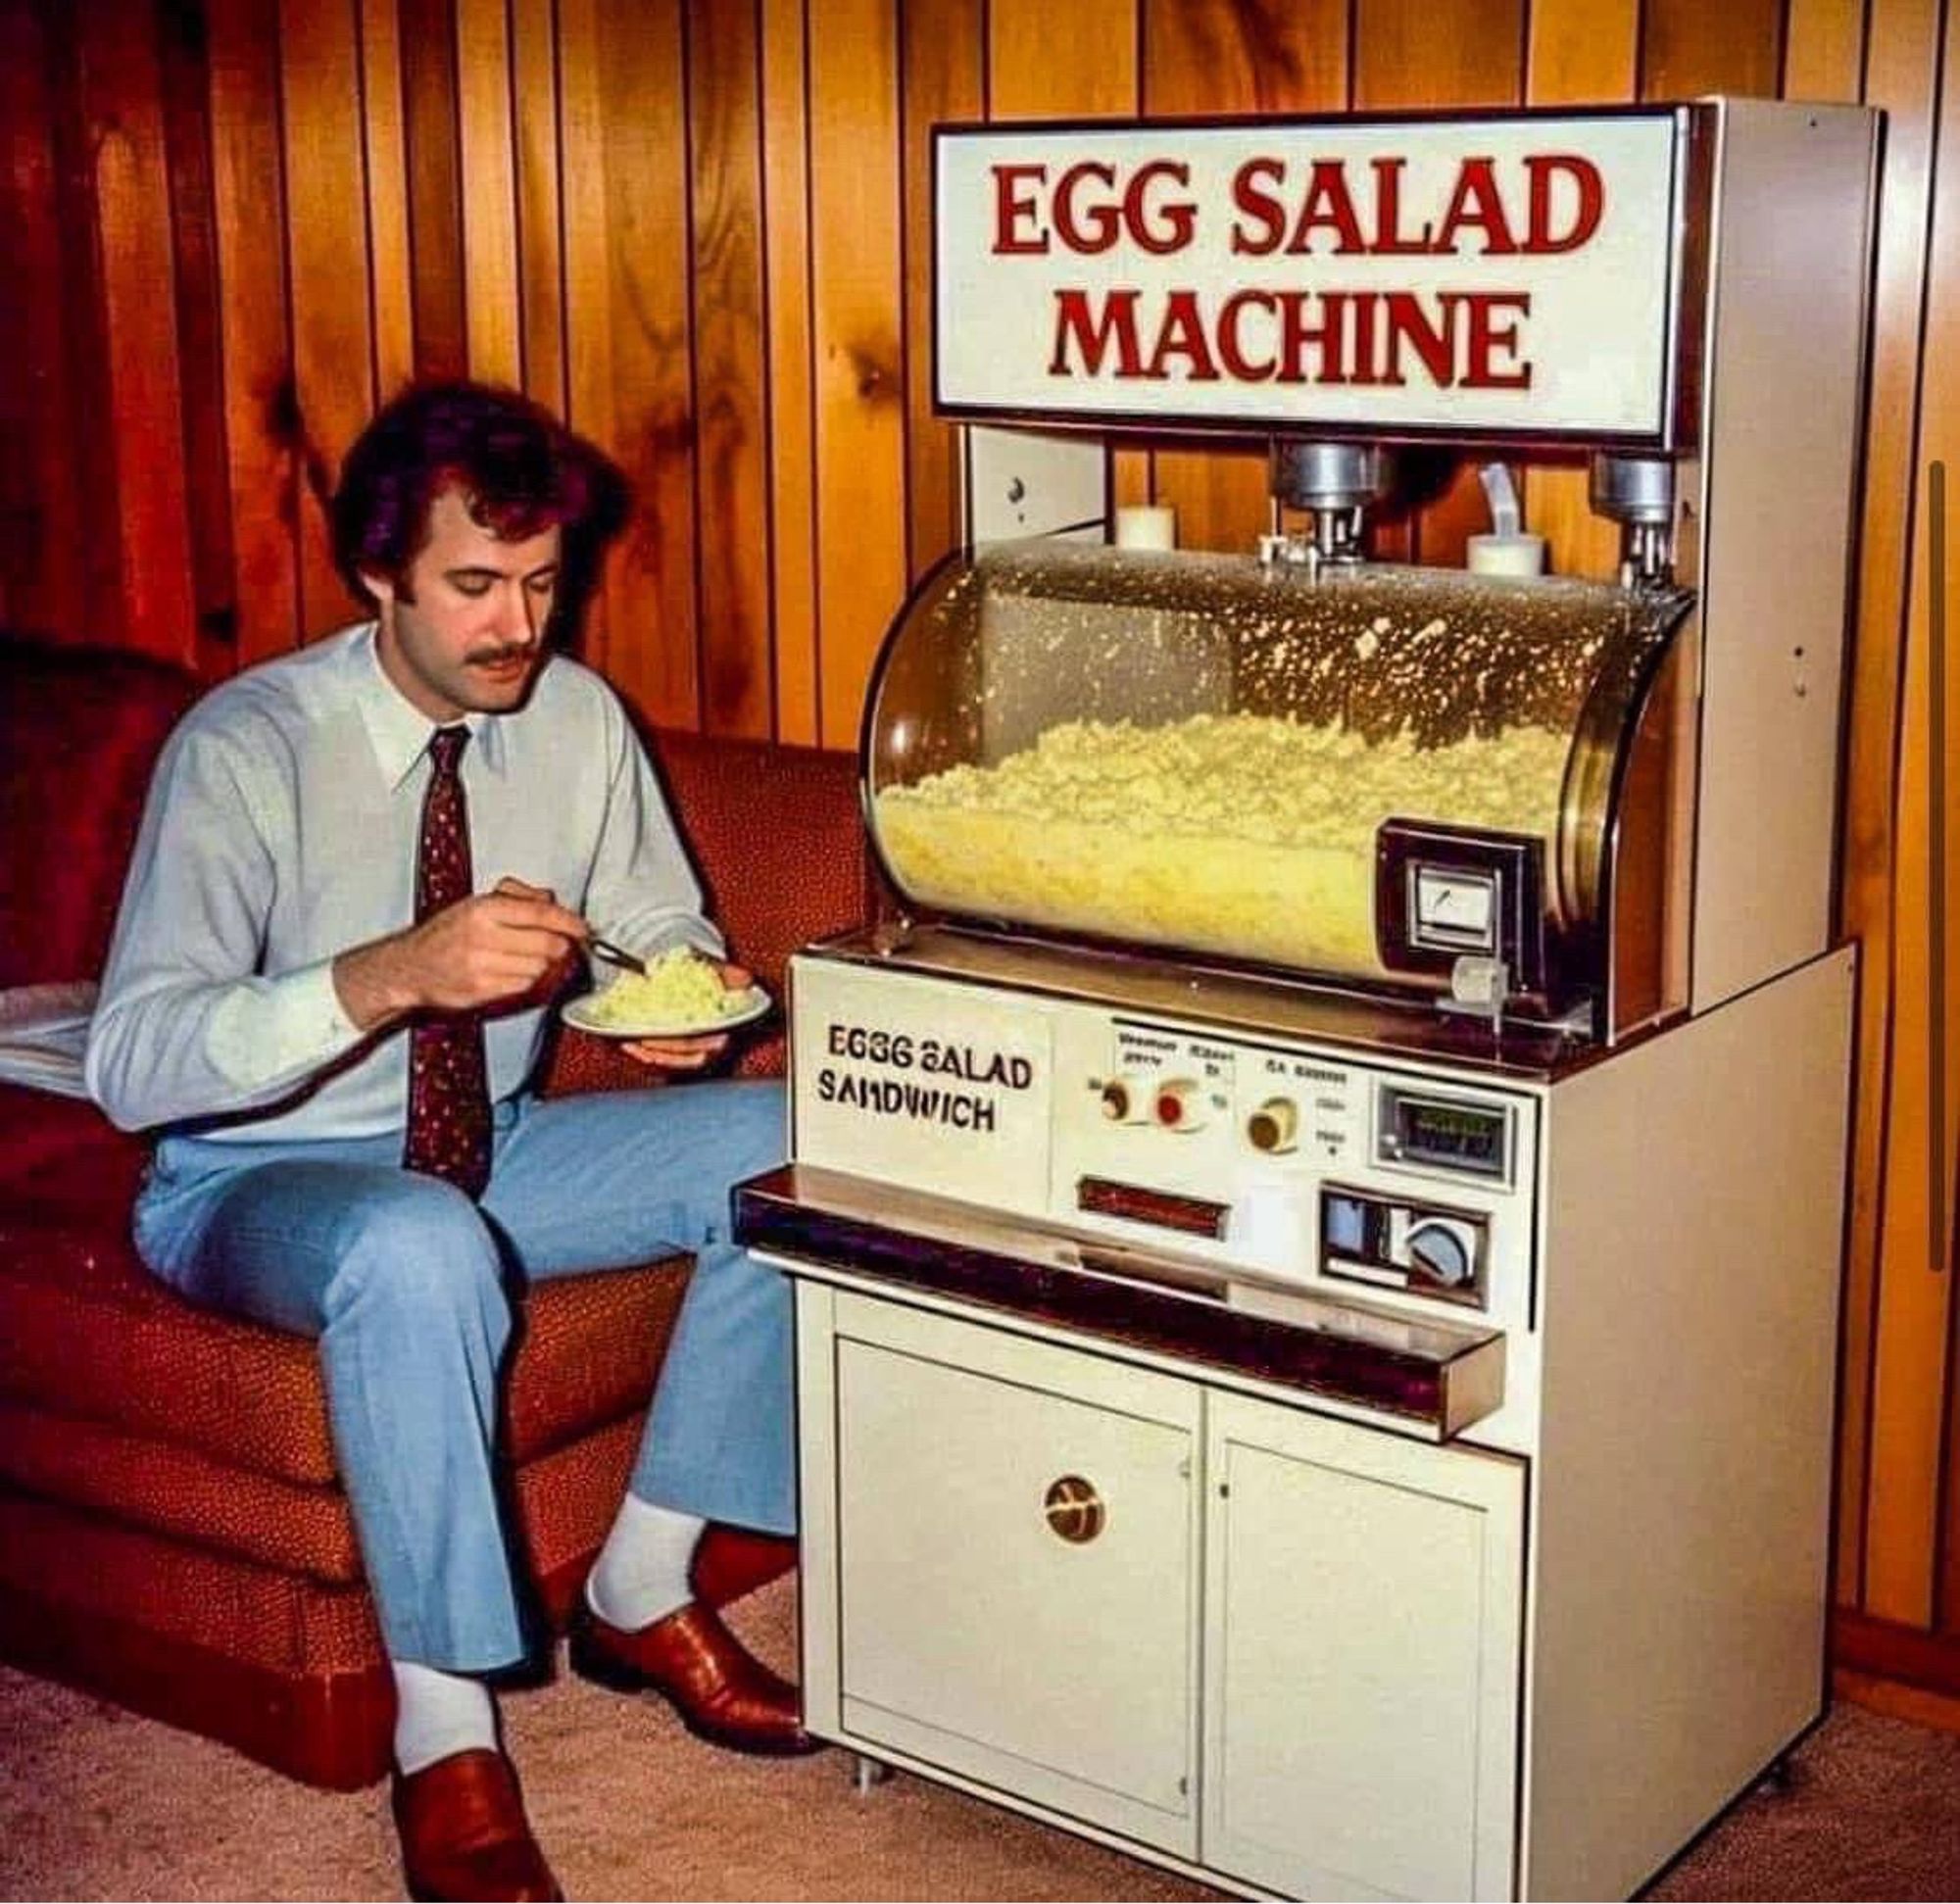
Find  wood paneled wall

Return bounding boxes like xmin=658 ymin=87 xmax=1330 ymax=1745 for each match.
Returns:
xmin=2 ymin=0 xmax=1957 ymax=1681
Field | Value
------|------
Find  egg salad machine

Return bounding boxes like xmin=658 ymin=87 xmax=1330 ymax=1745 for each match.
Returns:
xmin=732 ymin=101 xmax=1879 ymax=1901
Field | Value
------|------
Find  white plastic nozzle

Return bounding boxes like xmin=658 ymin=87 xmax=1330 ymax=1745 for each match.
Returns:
xmin=1469 ymin=463 xmax=1545 ymax=576
xmin=1479 ymin=462 xmax=1522 ymax=538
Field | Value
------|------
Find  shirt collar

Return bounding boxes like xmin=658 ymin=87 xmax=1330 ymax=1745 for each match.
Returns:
xmin=351 ymin=623 xmax=511 ymax=791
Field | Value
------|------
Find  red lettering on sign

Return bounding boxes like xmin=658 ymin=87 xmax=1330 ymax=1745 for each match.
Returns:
xmin=1054 ymin=162 xmax=1121 ymax=253
xmin=1287 ymin=160 xmax=1368 ymax=255
xmin=991 ymin=164 xmax=1049 ymax=254
xmin=1525 ymin=154 xmax=1604 ymax=252
xmin=1144 ymin=289 xmax=1220 ymax=379
xmin=1370 ymin=158 xmax=1435 ymax=254
xmin=1049 ymin=287 xmax=1144 ymax=375
xmin=1229 ymin=158 xmax=1288 ymax=255
xmin=1461 ymin=292 xmax=1533 ymax=386
xmin=1127 ymin=161 xmax=1198 ymax=255
xmin=1049 ymin=286 xmax=1537 ymax=392
xmin=1217 ymin=289 xmax=1278 ymax=378
xmin=1432 ymin=158 xmax=1520 ymax=255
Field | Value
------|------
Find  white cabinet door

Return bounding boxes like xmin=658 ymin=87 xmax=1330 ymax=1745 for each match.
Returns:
xmin=828 ymin=1295 xmax=1203 ymax=1857
xmin=1202 ymin=1392 xmax=1526 ymax=1901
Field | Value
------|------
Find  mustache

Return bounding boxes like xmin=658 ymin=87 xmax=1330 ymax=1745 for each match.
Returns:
xmin=466 ymin=643 xmax=540 ymax=666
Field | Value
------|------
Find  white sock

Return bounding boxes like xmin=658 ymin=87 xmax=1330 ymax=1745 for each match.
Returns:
xmin=391 ymin=1660 xmax=498 ymax=1777
xmin=586 ymin=1494 xmax=704 ymax=1633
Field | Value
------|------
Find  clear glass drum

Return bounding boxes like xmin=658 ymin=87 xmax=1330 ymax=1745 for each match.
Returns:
xmin=861 ymin=541 xmax=1692 ymax=1012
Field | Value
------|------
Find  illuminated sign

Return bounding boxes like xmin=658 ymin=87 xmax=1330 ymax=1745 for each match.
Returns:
xmin=934 ymin=110 xmax=1692 ymax=445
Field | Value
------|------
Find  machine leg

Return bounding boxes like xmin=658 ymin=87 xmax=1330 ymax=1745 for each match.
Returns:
xmin=853 ymin=1753 xmax=895 ymax=1795
xmin=1754 ymin=1755 xmax=1796 ymax=1795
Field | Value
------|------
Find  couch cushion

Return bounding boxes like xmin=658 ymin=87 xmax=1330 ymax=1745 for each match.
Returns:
xmin=650 ymin=727 xmax=867 ymax=988
xmin=0 ymin=1396 xmax=646 ymax=1596
xmin=0 ymin=1085 xmax=148 ymax=1214
xmin=0 ymin=1198 xmax=689 ymax=1485
xmin=0 ymin=641 xmax=198 ymax=990
xmin=0 ymin=1398 xmax=363 ymax=1583
xmin=0 ymin=1489 xmax=384 ymax=1676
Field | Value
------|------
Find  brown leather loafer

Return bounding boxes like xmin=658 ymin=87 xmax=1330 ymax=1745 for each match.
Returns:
xmin=570 ymin=1600 xmax=823 ymax=1756
xmin=390 ymin=1748 xmax=563 ymax=1902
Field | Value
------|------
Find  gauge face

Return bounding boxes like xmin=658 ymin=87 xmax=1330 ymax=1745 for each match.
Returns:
xmin=1407 ymin=1220 xmax=1474 ymax=1287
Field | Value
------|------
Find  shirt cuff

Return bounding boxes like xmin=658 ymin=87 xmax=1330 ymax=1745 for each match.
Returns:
xmin=208 ymin=957 xmax=366 ymax=1092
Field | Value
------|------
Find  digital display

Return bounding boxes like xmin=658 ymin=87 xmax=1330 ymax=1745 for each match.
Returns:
xmin=1383 ymin=1091 xmax=1509 ymax=1180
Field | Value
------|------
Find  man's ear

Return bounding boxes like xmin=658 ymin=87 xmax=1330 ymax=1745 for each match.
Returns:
xmin=360 ymin=566 xmax=396 ymax=608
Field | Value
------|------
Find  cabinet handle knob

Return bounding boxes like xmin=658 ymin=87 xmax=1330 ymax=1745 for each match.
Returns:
xmin=1044 ymin=1475 xmax=1105 ymax=1543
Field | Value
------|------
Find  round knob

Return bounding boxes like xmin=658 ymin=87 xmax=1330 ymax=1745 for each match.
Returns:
xmin=1247 ymin=1097 xmax=1298 ymax=1152
xmin=1406 ymin=1219 xmax=1475 ymax=1289
xmin=1044 ymin=1475 xmax=1105 ymax=1544
xmin=1153 ymin=1079 xmax=1204 ymax=1131
xmin=1099 ymin=1076 xmax=1150 ymax=1123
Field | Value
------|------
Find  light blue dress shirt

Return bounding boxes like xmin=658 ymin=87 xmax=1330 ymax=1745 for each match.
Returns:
xmin=86 ymin=622 xmax=723 ymax=1142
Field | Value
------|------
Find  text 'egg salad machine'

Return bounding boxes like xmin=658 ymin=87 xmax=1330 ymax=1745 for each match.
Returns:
xmin=733 ymin=102 xmax=1879 ymax=1899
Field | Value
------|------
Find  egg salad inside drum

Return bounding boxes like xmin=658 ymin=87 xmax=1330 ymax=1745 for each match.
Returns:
xmin=863 ymin=540 xmax=1693 ymax=1033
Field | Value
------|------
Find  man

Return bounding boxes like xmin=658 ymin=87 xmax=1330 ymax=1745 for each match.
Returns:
xmin=85 ymin=380 xmax=816 ymax=1903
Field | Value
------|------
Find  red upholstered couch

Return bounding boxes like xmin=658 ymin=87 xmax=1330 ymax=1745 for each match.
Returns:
xmin=0 ymin=637 xmax=867 ymax=1788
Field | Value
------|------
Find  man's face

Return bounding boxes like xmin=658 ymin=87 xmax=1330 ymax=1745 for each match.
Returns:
xmin=366 ymin=484 xmax=563 ymax=722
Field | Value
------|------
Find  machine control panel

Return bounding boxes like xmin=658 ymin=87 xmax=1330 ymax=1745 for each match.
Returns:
xmin=1065 ymin=1016 xmax=1529 ymax=1323
xmin=791 ymin=955 xmax=1537 ymax=1352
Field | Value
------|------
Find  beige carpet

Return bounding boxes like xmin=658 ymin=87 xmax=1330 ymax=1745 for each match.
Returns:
xmin=2 ymin=1579 xmax=1957 ymax=1901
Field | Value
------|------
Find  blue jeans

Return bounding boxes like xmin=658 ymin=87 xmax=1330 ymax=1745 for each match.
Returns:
xmin=132 ymin=1082 xmax=792 ymax=1673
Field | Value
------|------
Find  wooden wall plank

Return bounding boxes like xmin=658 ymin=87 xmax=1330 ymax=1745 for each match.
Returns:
xmin=568 ymin=0 xmax=697 ymax=726
xmin=901 ymin=0 xmax=984 ymax=585
xmin=760 ymin=0 xmax=817 ymax=745
xmin=157 ymin=0 xmax=238 ymax=677
xmin=1867 ymin=0 xmax=1960 ymax=1633
xmin=81 ymin=0 xmax=197 ymax=662
xmin=1524 ymin=0 xmax=1637 ymax=583
xmin=690 ymin=0 xmax=773 ymax=740
xmin=1837 ymin=0 xmax=1943 ymax=1615
xmin=1145 ymin=0 xmax=1350 ymax=556
xmin=808 ymin=0 xmax=906 ymax=749
xmin=1527 ymin=0 xmax=1639 ymax=104
xmin=1786 ymin=0 xmax=1870 ymax=99
xmin=0 ymin=0 xmax=85 ymax=639
xmin=558 ymin=0 xmax=616 ymax=663
xmin=458 ymin=0 xmax=522 ymax=385
xmin=400 ymin=0 xmax=466 ymax=380
xmin=1642 ymin=0 xmax=1787 ymax=100
xmin=43 ymin=9 xmax=125 ymax=648
xmin=990 ymin=0 xmax=1137 ymax=119
xmin=279 ymin=0 xmax=374 ymax=639
xmin=207 ymin=0 xmax=300 ymax=664
xmin=1354 ymin=0 xmax=1526 ymax=569
xmin=360 ymin=0 xmax=416 ymax=399
xmin=513 ymin=0 xmax=566 ymax=414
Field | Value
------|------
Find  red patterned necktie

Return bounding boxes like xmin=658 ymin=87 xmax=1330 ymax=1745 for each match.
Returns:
xmin=403 ymin=725 xmax=492 ymax=1197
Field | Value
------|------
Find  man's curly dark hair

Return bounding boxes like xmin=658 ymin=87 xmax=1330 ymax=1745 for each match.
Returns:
xmin=330 ymin=379 xmax=627 ymax=612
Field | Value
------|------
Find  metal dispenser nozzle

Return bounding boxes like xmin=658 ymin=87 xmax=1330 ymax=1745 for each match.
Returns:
xmin=1590 ymin=454 xmax=1679 ymax=590
xmin=1260 ymin=440 xmax=1397 ymax=574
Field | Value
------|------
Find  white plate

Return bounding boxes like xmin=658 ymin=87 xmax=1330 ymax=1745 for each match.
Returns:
xmin=561 ymin=982 xmax=772 ymax=1041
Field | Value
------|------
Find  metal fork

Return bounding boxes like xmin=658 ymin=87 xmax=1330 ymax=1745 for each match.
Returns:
xmin=587 ymin=935 xmax=647 ymax=977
